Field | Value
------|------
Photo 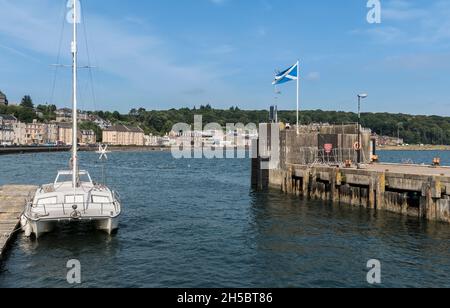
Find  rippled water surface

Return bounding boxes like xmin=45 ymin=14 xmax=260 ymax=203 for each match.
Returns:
xmin=0 ymin=150 xmax=449 ymax=287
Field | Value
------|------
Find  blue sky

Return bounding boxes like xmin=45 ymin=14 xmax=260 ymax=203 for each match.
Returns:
xmin=0 ymin=0 xmax=449 ymax=115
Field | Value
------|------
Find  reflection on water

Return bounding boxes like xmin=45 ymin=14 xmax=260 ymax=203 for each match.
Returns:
xmin=2 ymin=224 xmax=120 ymax=288
xmin=249 ymin=191 xmax=450 ymax=288
xmin=378 ymin=150 xmax=450 ymax=166
xmin=0 ymin=151 xmax=449 ymax=287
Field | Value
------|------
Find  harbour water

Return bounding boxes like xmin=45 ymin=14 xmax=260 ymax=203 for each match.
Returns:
xmin=0 ymin=150 xmax=449 ymax=287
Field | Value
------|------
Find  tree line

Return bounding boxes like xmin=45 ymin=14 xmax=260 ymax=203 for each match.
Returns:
xmin=116 ymin=107 xmax=450 ymax=145
xmin=1 ymin=99 xmax=449 ymax=145
xmin=0 ymin=95 xmax=57 ymax=123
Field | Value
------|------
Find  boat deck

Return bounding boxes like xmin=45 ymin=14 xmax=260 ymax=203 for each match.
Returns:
xmin=0 ymin=185 xmax=37 ymax=257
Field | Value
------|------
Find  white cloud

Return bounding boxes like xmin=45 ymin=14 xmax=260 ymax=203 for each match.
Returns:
xmin=382 ymin=0 xmax=427 ymax=20
xmin=355 ymin=0 xmax=450 ymax=44
xmin=0 ymin=0 xmax=237 ymax=109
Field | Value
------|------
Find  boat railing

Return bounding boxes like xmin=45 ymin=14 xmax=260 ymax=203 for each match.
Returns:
xmin=28 ymin=201 xmax=119 ymax=217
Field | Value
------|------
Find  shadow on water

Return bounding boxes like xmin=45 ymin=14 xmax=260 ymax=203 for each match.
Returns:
xmin=0 ymin=223 xmax=120 ymax=288
xmin=247 ymin=189 xmax=450 ymax=288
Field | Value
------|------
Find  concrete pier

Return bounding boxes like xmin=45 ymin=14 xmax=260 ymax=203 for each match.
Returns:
xmin=252 ymin=124 xmax=450 ymax=224
xmin=0 ymin=185 xmax=37 ymax=257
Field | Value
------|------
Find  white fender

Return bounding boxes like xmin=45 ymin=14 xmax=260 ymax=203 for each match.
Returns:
xmin=20 ymin=215 xmax=32 ymax=237
xmin=20 ymin=215 xmax=27 ymax=229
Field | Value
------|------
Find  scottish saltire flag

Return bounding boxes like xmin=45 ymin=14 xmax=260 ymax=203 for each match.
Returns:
xmin=272 ymin=62 xmax=299 ymax=85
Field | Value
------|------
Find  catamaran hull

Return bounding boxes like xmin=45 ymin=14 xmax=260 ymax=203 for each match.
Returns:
xmin=96 ymin=217 xmax=119 ymax=235
xmin=21 ymin=217 xmax=56 ymax=239
xmin=21 ymin=215 xmax=120 ymax=238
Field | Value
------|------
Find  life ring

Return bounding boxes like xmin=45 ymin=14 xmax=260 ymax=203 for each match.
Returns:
xmin=353 ymin=142 xmax=362 ymax=151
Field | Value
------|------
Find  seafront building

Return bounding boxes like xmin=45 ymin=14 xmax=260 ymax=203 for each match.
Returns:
xmin=12 ymin=122 xmax=26 ymax=145
xmin=24 ymin=120 xmax=45 ymax=145
xmin=0 ymin=91 xmax=8 ymax=106
xmin=0 ymin=112 xmax=256 ymax=147
xmin=58 ymin=122 xmax=96 ymax=145
xmin=24 ymin=120 xmax=60 ymax=145
xmin=103 ymin=124 xmax=145 ymax=146
xmin=0 ymin=125 xmax=14 ymax=145
xmin=55 ymin=108 xmax=72 ymax=122
xmin=169 ymin=128 xmax=258 ymax=148
xmin=0 ymin=115 xmax=97 ymax=146
xmin=0 ymin=115 xmax=17 ymax=145
xmin=144 ymin=134 xmax=160 ymax=146
xmin=56 ymin=108 xmax=90 ymax=123
xmin=80 ymin=129 xmax=97 ymax=145
xmin=57 ymin=122 xmax=74 ymax=145
xmin=90 ymin=115 xmax=112 ymax=130
xmin=0 ymin=114 xmax=17 ymax=125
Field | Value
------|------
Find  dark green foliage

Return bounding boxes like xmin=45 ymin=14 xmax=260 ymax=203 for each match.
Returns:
xmin=0 ymin=104 xmax=35 ymax=123
xmin=20 ymin=95 xmax=34 ymax=109
xmin=95 ymin=108 xmax=450 ymax=145
xmin=36 ymin=104 xmax=57 ymax=122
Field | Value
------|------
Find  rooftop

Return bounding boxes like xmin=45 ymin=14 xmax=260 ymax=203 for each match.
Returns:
xmin=0 ymin=114 xmax=17 ymax=121
xmin=104 ymin=124 xmax=144 ymax=133
xmin=57 ymin=122 xmax=73 ymax=129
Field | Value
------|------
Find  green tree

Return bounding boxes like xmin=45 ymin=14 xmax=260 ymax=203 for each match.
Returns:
xmin=20 ymin=95 xmax=34 ymax=109
xmin=112 ymin=111 xmax=121 ymax=121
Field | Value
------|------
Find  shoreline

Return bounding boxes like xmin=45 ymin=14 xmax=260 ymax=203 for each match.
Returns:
xmin=0 ymin=145 xmax=171 ymax=156
xmin=0 ymin=145 xmax=252 ymax=156
xmin=378 ymin=145 xmax=450 ymax=151
xmin=1 ymin=145 xmax=449 ymax=156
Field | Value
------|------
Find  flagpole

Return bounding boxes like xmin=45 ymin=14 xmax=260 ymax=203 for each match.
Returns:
xmin=296 ymin=60 xmax=300 ymax=135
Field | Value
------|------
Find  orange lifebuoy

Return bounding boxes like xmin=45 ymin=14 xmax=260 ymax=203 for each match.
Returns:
xmin=353 ymin=142 xmax=361 ymax=151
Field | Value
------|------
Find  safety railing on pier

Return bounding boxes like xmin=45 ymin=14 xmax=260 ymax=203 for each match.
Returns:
xmin=288 ymin=147 xmax=369 ymax=166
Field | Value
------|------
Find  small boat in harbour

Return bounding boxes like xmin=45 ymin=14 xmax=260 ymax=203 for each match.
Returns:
xmin=21 ymin=0 xmax=121 ymax=238
xmin=21 ymin=170 xmax=121 ymax=238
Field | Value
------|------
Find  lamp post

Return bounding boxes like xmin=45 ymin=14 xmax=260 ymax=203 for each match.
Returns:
xmin=357 ymin=93 xmax=368 ymax=165
xmin=397 ymin=122 xmax=403 ymax=146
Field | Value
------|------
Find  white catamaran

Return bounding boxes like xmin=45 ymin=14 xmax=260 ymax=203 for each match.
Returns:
xmin=21 ymin=0 xmax=121 ymax=238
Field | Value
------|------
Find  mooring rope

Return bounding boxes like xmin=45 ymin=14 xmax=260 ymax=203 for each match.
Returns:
xmin=3 ymin=211 xmax=28 ymax=239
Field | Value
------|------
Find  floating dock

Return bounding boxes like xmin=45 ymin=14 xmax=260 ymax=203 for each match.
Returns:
xmin=0 ymin=185 xmax=37 ymax=257
xmin=252 ymin=124 xmax=450 ymax=223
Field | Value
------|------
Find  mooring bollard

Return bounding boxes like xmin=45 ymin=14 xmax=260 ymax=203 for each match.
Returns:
xmin=433 ymin=157 xmax=441 ymax=167
xmin=371 ymin=154 xmax=379 ymax=163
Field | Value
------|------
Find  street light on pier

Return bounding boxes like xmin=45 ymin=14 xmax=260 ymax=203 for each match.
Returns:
xmin=357 ymin=93 xmax=368 ymax=166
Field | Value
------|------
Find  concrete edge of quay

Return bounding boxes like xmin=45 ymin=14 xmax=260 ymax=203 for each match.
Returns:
xmin=252 ymin=124 xmax=450 ymax=224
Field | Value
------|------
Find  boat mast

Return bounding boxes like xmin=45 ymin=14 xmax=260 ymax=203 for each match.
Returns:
xmin=71 ymin=0 xmax=78 ymax=188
